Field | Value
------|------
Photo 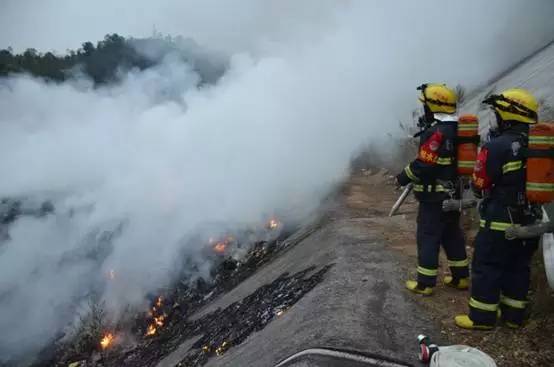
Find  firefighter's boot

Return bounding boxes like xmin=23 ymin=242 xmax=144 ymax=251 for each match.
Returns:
xmin=454 ymin=315 xmax=494 ymax=330
xmin=443 ymin=276 xmax=469 ymax=290
xmin=405 ymin=280 xmax=433 ymax=296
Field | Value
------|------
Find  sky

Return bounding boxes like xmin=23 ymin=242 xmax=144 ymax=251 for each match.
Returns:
xmin=0 ymin=0 xmax=340 ymax=53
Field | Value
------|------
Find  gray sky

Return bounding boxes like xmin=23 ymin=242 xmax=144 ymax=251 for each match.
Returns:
xmin=3 ymin=0 xmax=551 ymax=57
xmin=0 ymin=0 xmax=340 ymax=53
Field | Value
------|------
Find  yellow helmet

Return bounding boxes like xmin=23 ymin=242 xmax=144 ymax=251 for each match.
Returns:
xmin=483 ymin=88 xmax=538 ymax=124
xmin=418 ymin=83 xmax=458 ymax=114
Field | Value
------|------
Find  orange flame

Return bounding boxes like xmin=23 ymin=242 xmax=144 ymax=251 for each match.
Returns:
xmin=108 ymin=269 xmax=116 ymax=280
xmin=212 ymin=235 xmax=235 ymax=254
xmin=145 ymin=296 xmax=166 ymax=337
xmin=155 ymin=315 xmax=165 ymax=327
xmin=145 ymin=324 xmax=157 ymax=336
xmin=215 ymin=341 xmax=229 ymax=356
xmin=213 ymin=242 xmax=227 ymax=254
xmin=100 ymin=333 xmax=114 ymax=350
xmin=267 ymin=218 xmax=280 ymax=230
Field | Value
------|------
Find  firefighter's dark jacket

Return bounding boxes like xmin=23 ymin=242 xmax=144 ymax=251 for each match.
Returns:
xmin=397 ymin=116 xmax=458 ymax=202
xmin=472 ymin=123 xmax=531 ymax=225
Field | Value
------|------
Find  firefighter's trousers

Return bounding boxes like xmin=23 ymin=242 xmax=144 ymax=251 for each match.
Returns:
xmin=469 ymin=224 xmax=538 ymax=326
xmin=416 ymin=201 xmax=469 ymax=287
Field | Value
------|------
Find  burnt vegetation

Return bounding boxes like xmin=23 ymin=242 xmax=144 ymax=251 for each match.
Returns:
xmin=31 ymin=228 xmax=332 ymax=367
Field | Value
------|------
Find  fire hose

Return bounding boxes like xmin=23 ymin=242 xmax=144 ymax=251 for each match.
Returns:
xmin=394 ymin=189 xmax=550 ymax=237
xmin=442 ymin=199 xmax=554 ymax=239
xmin=504 ymin=221 xmax=554 ymax=240
xmin=505 ymin=207 xmax=554 ymax=290
xmin=390 ymin=190 xmax=477 ymax=216
xmin=417 ymin=334 xmax=497 ymax=366
xmin=503 ymin=207 xmax=553 ymax=240
xmin=389 ymin=183 xmax=413 ymax=217
xmin=390 ymin=180 xmax=477 ymax=217
xmin=274 ymin=347 xmax=412 ymax=367
xmin=433 ymin=198 xmax=554 ymax=240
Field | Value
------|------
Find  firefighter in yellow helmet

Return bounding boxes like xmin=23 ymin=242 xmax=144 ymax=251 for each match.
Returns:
xmin=456 ymin=88 xmax=540 ymax=330
xmin=396 ymin=84 xmax=469 ymax=295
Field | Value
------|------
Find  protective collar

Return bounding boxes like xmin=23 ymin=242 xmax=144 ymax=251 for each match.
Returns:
xmin=434 ymin=113 xmax=459 ymax=123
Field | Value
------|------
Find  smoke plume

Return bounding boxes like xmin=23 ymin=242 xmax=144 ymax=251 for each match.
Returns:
xmin=1 ymin=0 xmax=554 ymax=362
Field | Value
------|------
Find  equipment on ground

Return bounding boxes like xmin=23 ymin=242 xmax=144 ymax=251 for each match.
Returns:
xmin=457 ymin=114 xmax=479 ymax=176
xmin=543 ymin=228 xmax=554 ymax=290
xmin=542 ymin=208 xmax=554 ymax=289
xmin=274 ymin=347 xmax=411 ymax=367
xmin=526 ymin=122 xmax=554 ymax=203
xmin=505 ymin=207 xmax=554 ymax=290
xmin=389 ymin=183 xmax=414 ymax=217
xmin=417 ymin=334 xmax=496 ymax=367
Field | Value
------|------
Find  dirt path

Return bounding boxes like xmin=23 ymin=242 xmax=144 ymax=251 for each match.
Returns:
xmin=344 ymin=170 xmax=554 ymax=367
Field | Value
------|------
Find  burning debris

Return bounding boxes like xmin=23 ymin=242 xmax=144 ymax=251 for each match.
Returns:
xmin=36 ymin=217 xmax=319 ymax=367
xmin=175 ymin=265 xmax=333 ymax=367
xmin=210 ymin=236 xmax=235 ymax=255
xmin=145 ymin=296 xmax=166 ymax=337
xmin=105 ymin=264 xmax=332 ymax=367
xmin=267 ymin=218 xmax=281 ymax=230
xmin=100 ymin=333 xmax=115 ymax=350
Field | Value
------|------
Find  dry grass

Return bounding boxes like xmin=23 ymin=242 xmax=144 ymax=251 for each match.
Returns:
xmin=63 ymin=296 xmax=107 ymax=360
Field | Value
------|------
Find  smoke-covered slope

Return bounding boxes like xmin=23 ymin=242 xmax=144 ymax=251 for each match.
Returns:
xmin=463 ymin=41 xmax=554 ymax=125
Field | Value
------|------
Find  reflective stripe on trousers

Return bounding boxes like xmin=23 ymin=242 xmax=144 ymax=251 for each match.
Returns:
xmin=500 ymin=295 xmax=527 ymax=309
xmin=417 ymin=266 xmax=438 ymax=277
xmin=469 ymin=297 xmax=498 ymax=312
xmin=448 ymin=258 xmax=469 ymax=267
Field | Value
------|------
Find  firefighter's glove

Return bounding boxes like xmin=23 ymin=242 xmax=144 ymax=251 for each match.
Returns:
xmin=442 ymin=199 xmax=459 ymax=212
xmin=393 ymin=176 xmax=403 ymax=191
xmin=472 ymin=188 xmax=484 ymax=199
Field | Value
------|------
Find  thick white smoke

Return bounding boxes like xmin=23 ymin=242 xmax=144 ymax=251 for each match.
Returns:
xmin=1 ymin=0 xmax=554 ymax=361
